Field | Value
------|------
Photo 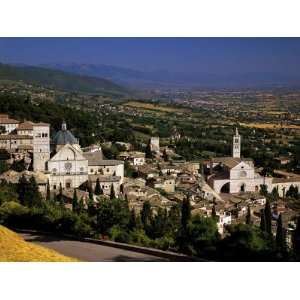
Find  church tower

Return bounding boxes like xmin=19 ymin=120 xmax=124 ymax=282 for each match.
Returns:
xmin=232 ymin=127 xmax=241 ymax=158
xmin=33 ymin=123 xmax=50 ymax=172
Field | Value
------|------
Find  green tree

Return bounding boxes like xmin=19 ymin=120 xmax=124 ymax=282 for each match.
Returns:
xmin=46 ymin=180 xmax=51 ymax=202
xmin=140 ymin=201 xmax=152 ymax=234
xmin=264 ymin=199 xmax=272 ymax=235
xmin=246 ymin=205 xmax=252 ymax=225
xmin=276 ymin=213 xmax=286 ymax=253
xmin=96 ymin=198 xmax=130 ymax=235
xmin=181 ymin=197 xmax=191 ymax=230
xmin=128 ymin=208 xmax=137 ymax=231
xmin=260 ymin=209 xmax=266 ymax=232
xmin=145 ymin=140 xmax=153 ymax=159
xmin=94 ymin=178 xmax=103 ymax=195
xmin=17 ymin=175 xmax=42 ymax=208
xmin=72 ymin=189 xmax=78 ymax=212
xmin=110 ymin=184 xmax=116 ymax=199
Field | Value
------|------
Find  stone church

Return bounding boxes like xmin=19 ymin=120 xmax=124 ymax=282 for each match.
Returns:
xmin=207 ymin=128 xmax=273 ymax=194
xmin=33 ymin=121 xmax=124 ymax=194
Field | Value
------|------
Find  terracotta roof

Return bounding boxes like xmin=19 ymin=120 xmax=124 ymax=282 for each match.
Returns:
xmin=212 ymin=157 xmax=253 ymax=169
xmin=0 ymin=117 xmax=19 ymax=124
xmin=0 ymin=134 xmax=33 ymax=140
xmin=17 ymin=121 xmax=34 ymax=130
xmin=83 ymin=151 xmax=104 ymax=166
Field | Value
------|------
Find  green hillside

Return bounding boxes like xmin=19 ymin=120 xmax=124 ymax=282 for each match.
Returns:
xmin=0 ymin=63 xmax=132 ymax=97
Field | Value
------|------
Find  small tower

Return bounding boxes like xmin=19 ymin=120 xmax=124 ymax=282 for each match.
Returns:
xmin=232 ymin=127 xmax=241 ymax=158
xmin=33 ymin=123 xmax=50 ymax=172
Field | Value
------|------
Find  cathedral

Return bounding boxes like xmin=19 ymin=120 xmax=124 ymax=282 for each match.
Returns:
xmin=207 ymin=128 xmax=273 ymax=194
xmin=33 ymin=121 xmax=124 ymax=195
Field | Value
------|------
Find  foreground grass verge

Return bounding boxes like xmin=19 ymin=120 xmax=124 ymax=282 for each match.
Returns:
xmin=0 ymin=225 xmax=79 ymax=262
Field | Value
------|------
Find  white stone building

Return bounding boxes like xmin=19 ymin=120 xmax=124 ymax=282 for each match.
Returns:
xmin=207 ymin=128 xmax=273 ymax=194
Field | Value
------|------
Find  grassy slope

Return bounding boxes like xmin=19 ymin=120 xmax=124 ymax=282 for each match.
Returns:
xmin=0 ymin=225 xmax=78 ymax=262
xmin=0 ymin=63 xmax=131 ymax=96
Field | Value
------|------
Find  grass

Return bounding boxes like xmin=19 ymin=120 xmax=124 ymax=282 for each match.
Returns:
xmin=0 ymin=225 xmax=79 ymax=262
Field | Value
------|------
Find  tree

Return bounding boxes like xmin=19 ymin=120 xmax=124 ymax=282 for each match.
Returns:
xmin=96 ymin=198 xmax=130 ymax=235
xmin=77 ymin=197 xmax=85 ymax=214
xmin=260 ymin=184 xmax=268 ymax=197
xmin=264 ymin=200 xmax=272 ymax=235
xmin=271 ymin=187 xmax=279 ymax=201
xmin=220 ymin=224 xmax=275 ymax=261
xmin=260 ymin=209 xmax=266 ymax=232
xmin=276 ymin=214 xmax=286 ymax=253
xmin=246 ymin=205 xmax=252 ymax=225
xmin=17 ymin=175 xmax=42 ymax=208
xmin=181 ymin=197 xmax=191 ymax=230
xmin=211 ymin=204 xmax=217 ymax=221
xmin=72 ymin=189 xmax=78 ymax=212
xmin=94 ymin=178 xmax=103 ymax=195
xmin=151 ymin=207 xmax=168 ymax=239
xmin=110 ymin=184 xmax=116 ymax=199
xmin=145 ymin=140 xmax=153 ymax=159
xmin=88 ymin=181 xmax=94 ymax=200
xmin=46 ymin=180 xmax=51 ymax=202
xmin=182 ymin=215 xmax=219 ymax=257
xmin=141 ymin=201 xmax=152 ymax=234
xmin=128 ymin=209 xmax=137 ymax=231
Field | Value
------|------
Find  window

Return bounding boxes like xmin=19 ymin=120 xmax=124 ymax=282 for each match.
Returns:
xmin=52 ymin=168 xmax=57 ymax=174
xmin=53 ymin=185 xmax=57 ymax=190
xmin=80 ymin=167 xmax=84 ymax=174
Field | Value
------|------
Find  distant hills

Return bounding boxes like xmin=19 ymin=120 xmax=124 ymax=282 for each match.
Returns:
xmin=0 ymin=63 xmax=134 ymax=97
xmin=40 ymin=63 xmax=300 ymax=90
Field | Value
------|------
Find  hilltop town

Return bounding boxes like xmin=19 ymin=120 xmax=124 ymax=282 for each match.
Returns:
xmin=1 ymin=106 xmax=300 ymax=251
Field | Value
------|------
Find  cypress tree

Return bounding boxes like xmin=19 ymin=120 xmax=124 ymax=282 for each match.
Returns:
xmin=88 ymin=181 xmax=94 ymax=200
xmin=181 ymin=197 xmax=191 ymax=229
xmin=128 ymin=209 xmax=137 ymax=230
xmin=264 ymin=199 xmax=272 ymax=235
xmin=141 ymin=201 xmax=152 ymax=231
xmin=94 ymin=178 xmax=103 ymax=195
xmin=276 ymin=213 xmax=286 ymax=252
xmin=72 ymin=189 xmax=78 ymax=212
xmin=260 ymin=209 xmax=266 ymax=232
xmin=145 ymin=140 xmax=152 ymax=159
xmin=246 ymin=205 xmax=252 ymax=225
xmin=110 ymin=184 xmax=116 ymax=199
xmin=17 ymin=174 xmax=28 ymax=205
xmin=46 ymin=180 xmax=51 ymax=202
xmin=211 ymin=204 xmax=217 ymax=220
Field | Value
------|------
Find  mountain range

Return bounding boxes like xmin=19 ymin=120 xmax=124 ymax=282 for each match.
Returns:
xmin=40 ymin=63 xmax=300 ymax=90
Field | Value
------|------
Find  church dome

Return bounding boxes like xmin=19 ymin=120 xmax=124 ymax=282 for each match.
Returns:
xmin=53 ymin=121 xmax=78 ymax=145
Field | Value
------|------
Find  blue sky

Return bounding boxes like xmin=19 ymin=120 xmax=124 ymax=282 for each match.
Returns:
xmin=0 ymin=38 xmax=299 ymax=74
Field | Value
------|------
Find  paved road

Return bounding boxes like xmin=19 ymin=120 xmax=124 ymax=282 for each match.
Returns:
xmin=21 ymin=233 xmax=168 ymax=262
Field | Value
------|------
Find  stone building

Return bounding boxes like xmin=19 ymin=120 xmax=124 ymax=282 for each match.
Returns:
xmin=207 ymin=128 xmax=273 ymax=194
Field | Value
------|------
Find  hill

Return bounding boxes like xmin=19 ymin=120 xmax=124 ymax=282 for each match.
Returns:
xmin=41 ymin=63 xmax=300 ymax=90
xmin=0 ymin=225 xmax=78 ymax=262
xmin=0 ymin=63 xmax=133 ymax=97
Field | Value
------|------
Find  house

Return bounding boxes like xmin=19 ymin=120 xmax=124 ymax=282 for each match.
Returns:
xmin=0 ymin=114 xmax=19 ymax=134
xmin=118 ymin=151 xmax=146 ymax=166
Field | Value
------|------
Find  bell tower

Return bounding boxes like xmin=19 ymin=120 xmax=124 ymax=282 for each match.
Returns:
xmin=232 ymin=127 xmax=241 ymax=158
xmin=33 ymin=123 xmax=50 ymax=172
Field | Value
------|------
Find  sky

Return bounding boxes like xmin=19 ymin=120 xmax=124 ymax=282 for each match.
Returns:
xmin=0 ymin=38 xmax=300 ymax=75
